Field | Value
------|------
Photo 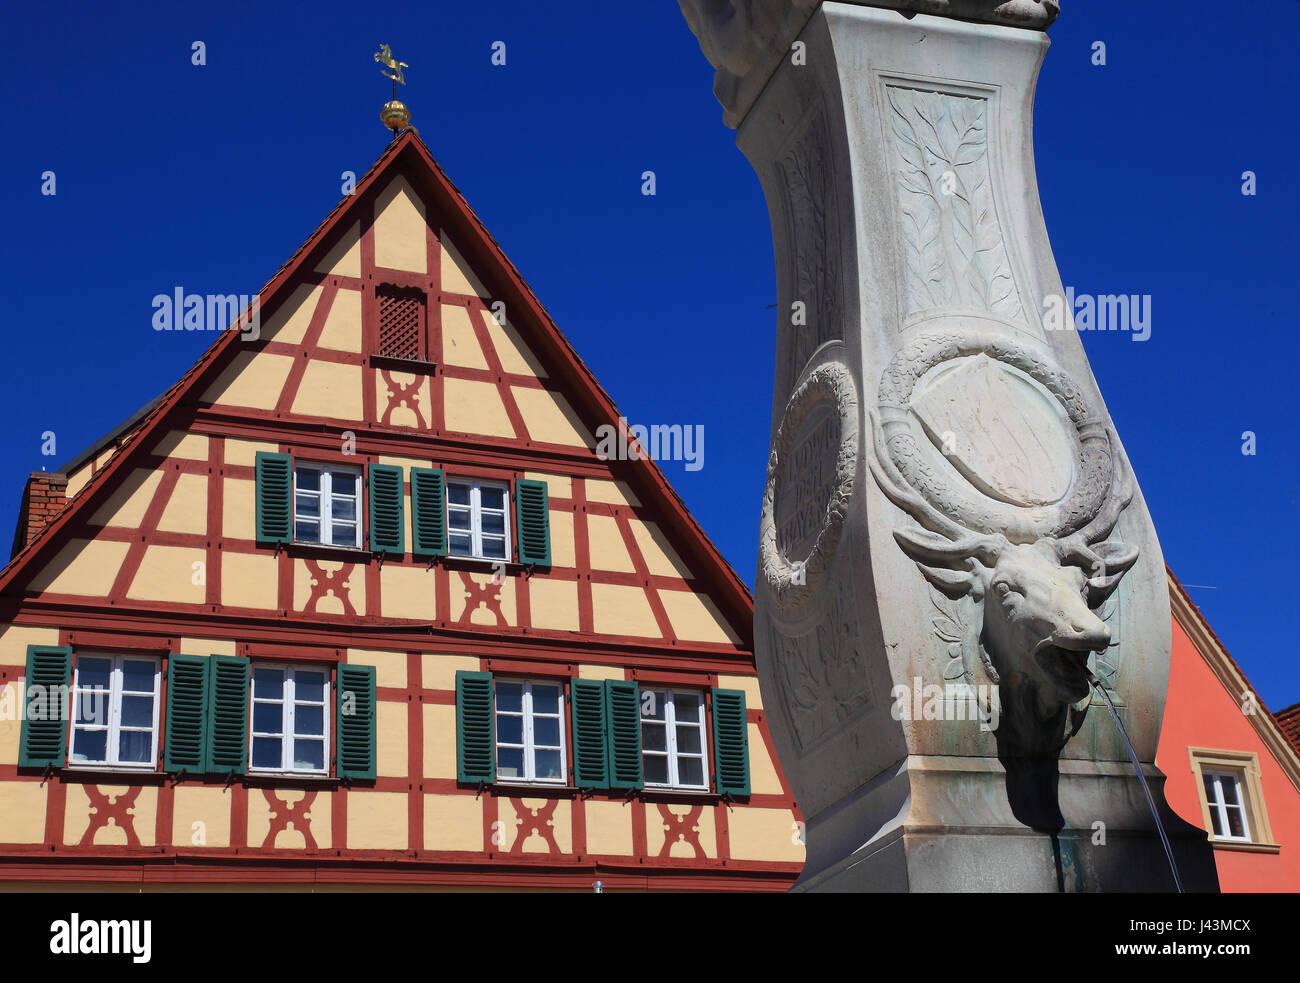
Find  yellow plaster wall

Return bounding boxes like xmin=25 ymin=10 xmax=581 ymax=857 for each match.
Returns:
xmin=221 ymin=552 xmax=279 ymax=610
xmin=657 ymin=590 xmax=741 ymax=645
xmin=0 ymin=625 xmax=61 ymax=666
xmin=512 ymin=388 xmax=590 ymax=447
xmin=527 ymin=578 xmax=580 ymax=633
xmin=645 ymin=802 xmax=716 ymax=859
xmin=65 ymin=465 xmax=93 ymax=500
xmin=727 ymin=807 xmax=805 ymax=863
xmin=248 ymin=788 xmax=332 ymax=849
xmin=525 ymin=472 xmax=571 ymax=498
xmin=548 ymin=510 xmax=576 ymax=568
xmin=156 ymin=473 xmax=208 ymax=535
xmin=584 ymin=479 xmax=641 ymax=507
xmin=171 ymin=786 xmax=231 ymax=848
xmin=584 ymin=800 xmax=634 ymax=856
xmin=484 ymin=310 xmax=547 ymax=377
xmin=127 ymin=546 xmax=207 ymax=604
xmin=63 ymin=784 xmax=158 ymax=847
xmin=374 ymin=176 xmax=427 ymax=274
xmin=747 ymin=723 xmax=785 ymax=796
xmin=261 ymin=283 xmax=322 ymax=345
xmin=716 ymin=674 xmax=763 ymax=710
xmin=629 ymin=519 xmax=692 ymax=579
xmin=0 ymin=683 xmax=22 ymax=764
xmin=422 ymin=704 xmax=457 ymax=779
xmin=591 ymin=584 xmax=660 ymax=638
xmin=317 ymin=288 xmax=362 ymax=353
xmin=88 ymin=468 xmax=162 ymax=528
xmin=441 ymin=305 xmax=489 ymax=369
xmin=586 ymin=514 xmax=635 ymax=573
xmin=380 ymin=564 xmax=436 ymax=620
xmin=440 ymin=232 xmax=488 ymax=298
xmin=224 ymin=439 xmax=280 ymax=468
xmin=577 ymin=664 xmax=625 ymax=681
xmin=202 ymin=350 xmax=295 ymax=411
xmin=377 ymin=702 xmax=408 ymax=778
xmin=0 ymin=782 xmax=47 ymax=844
xmin=27 ymin=540 xmax=129 ymax=597
xmin=180 ymin=637 xmax=236 ymax=657
xmin=345 ymin=649 xmax=406 ymax=689
xmin=500 ymin=797 xmax=571 ymax=854
xmin=291 ymin=361 xmax=363 ymax=421
xmin=152 ymin=430 xmax=209 ymax=462
xmin=221 ymin=477 xmax=255 ymax=540
xmin=315 ymin=220 xmax=362 ymax=278
xmin=346 ymin=791 xmax=408 ymax=850
xmin=443 ymin=377 xmax=515 ymax=437
xmin=421 ymin=654 xmax=480 ymax=692
xmin=424 ymin=794 xmax=483 ymax=852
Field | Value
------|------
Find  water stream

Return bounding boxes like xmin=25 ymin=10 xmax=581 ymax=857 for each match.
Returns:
xmin=1090 ymin=677 xmax=1184 ymax=893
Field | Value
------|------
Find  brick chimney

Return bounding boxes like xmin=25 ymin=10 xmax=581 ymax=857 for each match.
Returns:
xmin=11 ymin=473 xmax=68 ymax=559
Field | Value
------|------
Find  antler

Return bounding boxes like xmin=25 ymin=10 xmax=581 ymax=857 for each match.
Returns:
xmin=1053 ymin=442 xmax=1138 ymax=597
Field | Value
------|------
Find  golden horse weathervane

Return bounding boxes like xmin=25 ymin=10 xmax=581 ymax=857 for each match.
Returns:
xmin=374 ymin=44 xmax=408 ymax=86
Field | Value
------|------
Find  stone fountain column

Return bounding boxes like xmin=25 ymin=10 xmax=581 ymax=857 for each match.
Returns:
xmin=679 ymin=0 xmax=1219 ymax=891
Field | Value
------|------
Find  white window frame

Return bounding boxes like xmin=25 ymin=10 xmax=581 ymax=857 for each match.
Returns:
xmin=248 ymin=662 xmax=331 ymax=777
xmin=1202 ymin=770 xmax=1252 ymax=843
xmin=640 ymin=688 xmax=709 ymax=791
xmin=494 ymin=678 xmax=566 ymax=785
xmin=68 ymin=654 xmax=161 ymax=771
xmin=446 ymin=478 xmax=511 ymax=562
xmin=293 ymin=462 xmax=362 ymax=549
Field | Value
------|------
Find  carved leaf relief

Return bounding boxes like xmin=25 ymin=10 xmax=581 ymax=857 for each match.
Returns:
xmin=886 ymin=86 xmax=1025 ymax=323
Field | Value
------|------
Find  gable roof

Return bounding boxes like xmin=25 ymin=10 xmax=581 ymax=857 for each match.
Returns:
xmin=0 ymin=129 xmax=755 ymax=645
xmin=1168 ymin=566 xmax=1300 ymax=794
xmin=1276 ymin=702 xmax=1300 ymax=758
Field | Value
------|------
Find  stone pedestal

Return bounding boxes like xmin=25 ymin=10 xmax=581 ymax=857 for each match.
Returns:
xmin=679 ymin=2 xmax=1219 ymax=891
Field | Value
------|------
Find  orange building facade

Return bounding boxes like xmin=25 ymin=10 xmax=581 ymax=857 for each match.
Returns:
xmin=0 ymin=132 xmax=804 ymax=890
xmin=1157 ymin=574 xmax=1300 ymax=892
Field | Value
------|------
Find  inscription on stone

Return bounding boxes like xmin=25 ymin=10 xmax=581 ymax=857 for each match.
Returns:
xmin=774 ymin=403 xmax=841 ymax=561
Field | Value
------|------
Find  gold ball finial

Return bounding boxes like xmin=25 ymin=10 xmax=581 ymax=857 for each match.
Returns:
xmin=381 ymin=100 xmax=411 ymax=132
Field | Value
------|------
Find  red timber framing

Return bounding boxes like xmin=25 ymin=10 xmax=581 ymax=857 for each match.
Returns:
xmin=0 ymin=129 xmax=802 ymax=890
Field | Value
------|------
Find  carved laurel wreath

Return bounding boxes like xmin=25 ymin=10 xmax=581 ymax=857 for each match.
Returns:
xmin=759 ymin=361 xmax=858 ymax=609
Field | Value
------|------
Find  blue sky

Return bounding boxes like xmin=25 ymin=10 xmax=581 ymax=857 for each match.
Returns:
xmin=0 ymin=2 xmax=1295 ymax=709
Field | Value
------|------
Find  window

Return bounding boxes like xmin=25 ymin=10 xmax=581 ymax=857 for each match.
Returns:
xmin=250 ymin=664 xmax=330 ymax=775
xmin=495 ymin=679 xmax=565 ymax=783
xmin=1202 ymin=771 xmax=1249 ymax=841
xmin=294 ymin=463 xmax=361 ymax=548
xmin=376 ymin=286 xmax=427 ymax=361
xmin=640 ymin=688 xmax=708 ymax=790
xmin=1188 ymin=747 xmax=1278 ymax=851
xmin=69 ymin=655 xmax=161 ymax=769
xmin=446 ymin=479 xmax=510 ymax=561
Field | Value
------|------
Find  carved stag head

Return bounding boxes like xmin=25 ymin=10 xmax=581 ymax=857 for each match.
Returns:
xmin=870 ymin=410 xmax=1139 ymax=726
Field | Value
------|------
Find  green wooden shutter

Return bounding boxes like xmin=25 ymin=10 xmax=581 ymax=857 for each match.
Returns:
xmin=711 ymin=688 xmax=750 ymax=796
xmin=456 ymin=670 xmax=495 ymax=784
xmin=255 ymin=452 xmax=293 ymax=545
xmin=605 ymin=679 xmax=642 ymax=790
xmin=410 ymin=467 xmax=448 ymax=557
xmin=18 ymin=645 xmax=72 ymax=768
xmin=163 ymin=654 xmax=210 ymax=773
xmin=368 ymin=464 xmax=406 ymax=555
xmin=570 ymin=678 xmax=609 ymax=789
xmin=515 ymin=478 xmax=551 ymax=566
xmin=336 ymin=664 xmax=377 ymax=779
xmin=207 ymin=655 xmax=249 ymax=774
